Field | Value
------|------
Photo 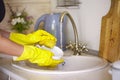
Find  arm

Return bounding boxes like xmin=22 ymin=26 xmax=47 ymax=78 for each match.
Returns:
xmin=0 ymin=29 xmax=10 ymax=38
xmin=0 ymin=29 xmax=22 ymax=56
xmin=0 ymin=34 xmax=23 ymax=56
xmin=0 ymin=30 xmax=63 ymax=66
xmin=0 ymin=29 xmax=56 ymax=48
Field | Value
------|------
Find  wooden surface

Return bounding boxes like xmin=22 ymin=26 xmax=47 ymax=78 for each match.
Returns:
xmin=99 ymin=0 xmax=120 ymax=62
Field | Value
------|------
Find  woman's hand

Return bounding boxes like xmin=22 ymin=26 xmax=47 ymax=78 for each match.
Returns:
xmin=9 ymin=30 xmax=57 ymax=48
xmin=14 ymin=45 xmax=64 ymax=67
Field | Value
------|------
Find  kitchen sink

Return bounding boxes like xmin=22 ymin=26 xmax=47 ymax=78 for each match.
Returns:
xmin=11 ymin=55 xmax=112 ymax=80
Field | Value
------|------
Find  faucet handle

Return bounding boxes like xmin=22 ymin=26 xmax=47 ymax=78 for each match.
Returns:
xmin=66 ymin=41 xmax=74 ymax=50
xmin=66 ymin=41 xmax=88 ymax=55
xmin=78 ymin=43 xmax=88 ymax=53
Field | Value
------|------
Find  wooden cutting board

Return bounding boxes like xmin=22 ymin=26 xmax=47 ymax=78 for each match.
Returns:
xmin=99 ymin=0 xmax=120 ymax=62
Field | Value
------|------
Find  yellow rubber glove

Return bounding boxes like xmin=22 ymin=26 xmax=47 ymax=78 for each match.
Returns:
xmin=14 ymin=45 xmax=64 ymax=67
xmin=9 ymin=30 xmax=57 ymax=48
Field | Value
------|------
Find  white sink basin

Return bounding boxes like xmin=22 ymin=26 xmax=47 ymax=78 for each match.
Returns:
xmin=12 ymin=55 xmax=112 ymax=80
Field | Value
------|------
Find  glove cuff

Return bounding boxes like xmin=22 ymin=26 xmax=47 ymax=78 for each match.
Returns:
xmin=9 ymin=32 xmax=27 ymax=45
xmin=14 ymin=45 xmax=34 ymax=61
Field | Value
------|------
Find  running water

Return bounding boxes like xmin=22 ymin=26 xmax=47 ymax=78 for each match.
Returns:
xmin=60 ymin=22 xmax=63 ymax=49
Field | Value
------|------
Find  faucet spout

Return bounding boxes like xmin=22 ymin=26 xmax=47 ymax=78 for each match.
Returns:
xmin=60 ymin=11 xmax=88 ymax=55
xmin=60 ymin=11 xmax=79 ymax=45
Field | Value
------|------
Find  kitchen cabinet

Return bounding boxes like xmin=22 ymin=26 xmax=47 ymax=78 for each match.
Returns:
xmin=0 ymin=71 xmax=17 ymax=80
xmin=0 ymin=56 xmax=26 ymax=80
xmin=0 ymin=68 xmax=26 ymax=80
xmin=0 ymin=71 xmax=8 ymax=80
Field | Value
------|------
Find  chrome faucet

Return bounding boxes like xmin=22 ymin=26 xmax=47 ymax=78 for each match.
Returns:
xmin=60 ymin=11 xmax=88 ymax=55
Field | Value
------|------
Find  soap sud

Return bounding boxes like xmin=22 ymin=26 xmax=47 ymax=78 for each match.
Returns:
xmin=35 ymin=44 xmax=64 ymax=60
